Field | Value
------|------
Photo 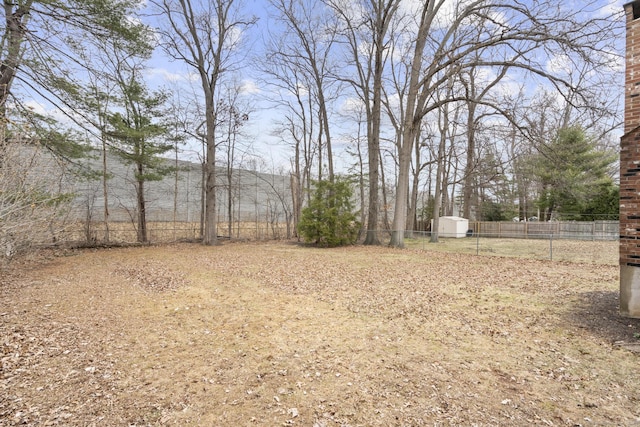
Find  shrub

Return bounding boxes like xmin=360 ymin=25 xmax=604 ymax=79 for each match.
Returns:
xmin=0 ymin=141 xmax=73 ymax=263
xmin=298 ymin=178 xmax=360 ymax=247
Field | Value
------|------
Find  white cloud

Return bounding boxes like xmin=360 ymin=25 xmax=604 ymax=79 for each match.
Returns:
xmin=340 ymin=97 xmax=365 ymax=115
xmin=240 ymin=79 xmax=261 ymax=94
xmin=145 ymin=67 xmax=186 ymax=83
xmin=432 ymin=0 xmax=477 ymax=28
xmin=22 ymin=100 xmax=81 ymax=128
xmin=24 ymin=100 xmax=48 ymax=116
xmin=492 ymin=75 xmax=523 ymax=99
xmin=597 ymin=0 xmax=623 ymax=17
xmin=598 ymin=49 xmax=624 ymax=73
xmin=186 ymin=72 xmax=200 ymax=83
xmin=399 ymin=0 xmax=482 ymax=28
xmin=295 ymin=82 xmax=309 ymax=97
xmin=545 ymin=54 xmax=573 ymax=75
xmin=225 ymin=26 xmax=244 ymax=51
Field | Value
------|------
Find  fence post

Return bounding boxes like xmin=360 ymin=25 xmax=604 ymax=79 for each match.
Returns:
xmin=476 ymin=230 xmax=480 ymax=255
xmin=549 ymin=233 xmax=553 ymax=261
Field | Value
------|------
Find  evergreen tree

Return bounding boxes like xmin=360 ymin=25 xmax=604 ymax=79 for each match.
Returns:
xmin=106 ymin=73 xmax=172 ymax=243
xmin=582 ymin=181 xmax=619 ymax=221
xmin=534 ymin=126 xmax=617 ymax=220
xmin=298 ymin=178 xmax=360 ymax=247
xmin=1 ymin=0 xmax=151 ymax=163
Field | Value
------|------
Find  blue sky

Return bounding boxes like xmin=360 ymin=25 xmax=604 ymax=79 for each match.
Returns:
xmin=18 ymin=0 xmax=629 ymax=171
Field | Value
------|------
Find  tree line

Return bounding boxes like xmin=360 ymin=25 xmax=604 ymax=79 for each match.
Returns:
xmin=0 ymin=0 xmax=622 ymax=253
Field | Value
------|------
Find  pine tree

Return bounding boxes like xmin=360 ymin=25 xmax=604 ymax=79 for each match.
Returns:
xmin=298 ymin=178 xmax=360 ymax=247
xmin=534 ymin=126 xmax=617 ymax=220
xmin=106 ymin=75 xmax=172 ymax=243
xmin=1 ymin=0 xmax=151 ymax=163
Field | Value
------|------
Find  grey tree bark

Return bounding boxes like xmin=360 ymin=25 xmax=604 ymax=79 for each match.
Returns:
xmin=328 ymin=0 xmax=401 ymax=244
xmin=153 ymin=0 xmax=256 ymax=245
xmin=389 ymin=0 xmax=621 ymax=247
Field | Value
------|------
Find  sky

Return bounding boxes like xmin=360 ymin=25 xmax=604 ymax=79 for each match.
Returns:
xmin=140 ymin=0 xmax=290 ymax=168
xmin=152 ymin=0 xmax=624 ymax=161
xmin=17 ymin=0 xmax=630 ymax=172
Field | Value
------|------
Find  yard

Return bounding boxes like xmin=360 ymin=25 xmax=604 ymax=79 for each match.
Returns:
xmin=1 ymin=242 xmax=639 ymax=426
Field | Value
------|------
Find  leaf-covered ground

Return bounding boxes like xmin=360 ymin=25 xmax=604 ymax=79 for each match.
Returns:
xmin=1 ymin=242 xmax=639 ymax=426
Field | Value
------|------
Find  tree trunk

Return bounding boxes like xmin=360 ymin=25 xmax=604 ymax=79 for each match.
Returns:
xmin=462 ymin=102 xmax=477 ymax=220
xmin=389 ymin=2 xmax=431 ymax=248
xmin=379 ymin=152 xmax=390 ymax=232
xmin=202 ymin=87 xmax=218 ymax=244
xmin=406 ymin=130 xmax=423 ymax=236
xmin=430 ymin=138 xmax=446 ymax=243
xmin=102 ymin=135 xmax=110 ymax=242
xmin=363 ymin=128 xmax=381 ymax=244
xmin=0 ymin=1 xmax=32 ymax=167
xmin=173 ymin=145 xmax=178 ymax=241
xmin=203 ymin=97 xmax=218 ymax=245
xmin=200 ymin=156 xmax=205 ymax=239
xmin=363 ymin=32 xmax=385 ymax=245
xmin=390 ymin=138 xmax=413 ymax=248
xmin=136 ymin=170 xmax=147 ymax=243
xmin=355 ymin=127 xmax=367 ymax=238
xmin=318 ymin=87 xmax=334 ymax=182
xmin=227 ymin=162 xmax=233 ymax=239
xmin=291 ymin=134 xmax=302 ymax=238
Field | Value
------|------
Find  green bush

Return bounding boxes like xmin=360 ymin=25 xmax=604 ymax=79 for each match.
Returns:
xmin=298 ymin=178 xmax=360 ymax=247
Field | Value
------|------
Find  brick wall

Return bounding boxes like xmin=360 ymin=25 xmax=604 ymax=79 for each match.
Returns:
xmin=625 ymin=2 xmax=640 ymax=134
xmin=621 ymin=1 xmax=640 ymax=317
xmin=621 ymin=2 xmax=640 ymax=266
xmin=620 ymin=132 xmax=640 ymax=266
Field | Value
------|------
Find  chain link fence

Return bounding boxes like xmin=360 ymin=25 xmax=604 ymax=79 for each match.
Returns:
xmin=401 ymin=230 xmax=618 ymax=265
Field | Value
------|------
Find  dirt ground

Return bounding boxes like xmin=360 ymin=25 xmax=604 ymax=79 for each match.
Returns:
xmin=1 ymin=242 xmax=640 ymax=426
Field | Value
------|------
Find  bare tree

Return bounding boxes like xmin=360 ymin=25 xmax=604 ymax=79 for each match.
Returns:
xmin=79 ymin=56 xmax=119 ymax=243
xmin=406 ymin=124 xmax=437 ymax=236
xmin=387 ymin=0 xmax=621 ymax=247
xmin=261 ymin=79 xmax=313 ymax=237
xmin=152 ymin=0 xmax=256 ymax=245
xmin=268 ymin=0 xmax=338 ymax=182
xmin=430 ymin=85 xmax=463 ymax=243
xmin=0 ymin=135 xmax=73 ymax=262
xmin=217 ymin=83 xmax=251 ymax=238
xmin=260 ymin=32 xmax=318 ymax=236
xmin=324 ymin=0 xmax=402 ymax=244
xmin=163 ymin=87 xmax=192 ymax=240
xmin=253 ymin=167 xmax=294 ymax=239
xmin=459 ymin=59 xmax=511 ymax=220
xmin=340 ymin=103 xmax=369 ymax=238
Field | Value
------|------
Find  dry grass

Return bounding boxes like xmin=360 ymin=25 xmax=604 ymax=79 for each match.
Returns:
xmin=405 ymin=237 xmax=618 ymax=265
xmin=1 ymin=242 xmax=639 ymax=426
xmin=57 ymin=221 xmax=289 ymax=244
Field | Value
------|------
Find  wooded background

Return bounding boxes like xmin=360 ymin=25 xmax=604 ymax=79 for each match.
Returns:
xmin=0 ymin=0 xmax=624 ymax=257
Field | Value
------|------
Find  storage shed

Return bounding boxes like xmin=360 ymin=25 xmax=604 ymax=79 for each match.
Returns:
xmin=436 ymin=216 xmax=469 ymax=238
